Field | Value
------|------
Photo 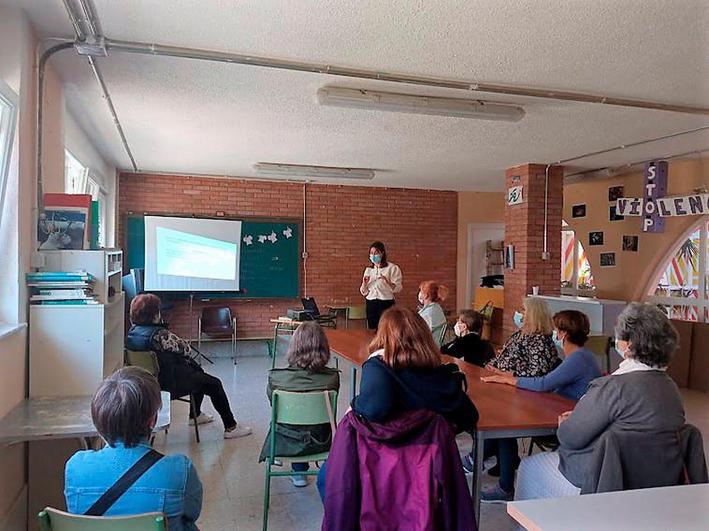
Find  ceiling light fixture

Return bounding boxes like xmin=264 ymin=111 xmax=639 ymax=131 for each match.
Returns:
xmin=317 ymin=87 xmax=525 ymax=122
xmin=254 ymin=163 xmax=375 ymax=180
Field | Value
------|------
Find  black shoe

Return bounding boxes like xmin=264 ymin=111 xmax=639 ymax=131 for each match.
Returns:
xmin=487 ymin=463 xmax=500 ymax=477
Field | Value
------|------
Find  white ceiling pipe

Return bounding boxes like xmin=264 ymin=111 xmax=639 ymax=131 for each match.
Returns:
xmin=103 ymin=39 xmax=709 ymax=116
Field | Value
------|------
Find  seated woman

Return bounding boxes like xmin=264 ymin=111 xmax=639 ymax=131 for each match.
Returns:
xmin=258 ymin=321 xmax=340 ymax=488
xmin=65 ymin=367 xmax=203 ymax=530
xmin=441 ymin=309 xmax=495 ymax=367
xmin=468 ymin=296 xmax=560 ymax=502
xmin=516 ymin=303 xmax=688 ymax=500
xmin=417 ymin=280 xmax=449 ymax=345
xmin=125 ymin=294 xmax=251 ymax=439
xmin=318 ymin=306 xmax=478 ymax=500
xmin=482 ymin=309 xmax=601 ymax=400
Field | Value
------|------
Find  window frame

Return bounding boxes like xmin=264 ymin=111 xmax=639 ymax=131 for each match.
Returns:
xmin=0 ymin=80 xmax=18 ymax=235
xmin=645 ymin=216 xmax=709 ymax=323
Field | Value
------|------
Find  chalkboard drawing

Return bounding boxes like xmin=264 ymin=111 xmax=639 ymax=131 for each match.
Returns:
xmin=267 ymin=231 xmax=278 ymax=243
xmin=283 ymin=227 xmax=293 ymax=239
xmin=243 ymin=235 xmax=253 ymax=246
xmin=258 ymin=235 xmax=267 ymax=243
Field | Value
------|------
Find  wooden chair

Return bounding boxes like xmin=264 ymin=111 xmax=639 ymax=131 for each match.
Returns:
xmin=124 ymin=349 xmax=201 ymax=443
xmin=198 ymin=307 xmax=237 ymax=364
xmin=38 ymin=507 xmax=166 ymax=530
xmin=263 ymin=390 xmax=338 ymax=530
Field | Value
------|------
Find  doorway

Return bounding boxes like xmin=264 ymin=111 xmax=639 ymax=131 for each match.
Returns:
xmin=466 ymin=223 xmax=505 ymax=308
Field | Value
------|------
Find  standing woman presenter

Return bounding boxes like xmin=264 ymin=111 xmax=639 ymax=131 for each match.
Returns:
xmin=359 ymin=241 xmax=403 ymax=330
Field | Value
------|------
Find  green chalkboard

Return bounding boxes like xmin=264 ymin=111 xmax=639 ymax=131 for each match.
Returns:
xmin=125 ymin=215 xmax=300 ymax=298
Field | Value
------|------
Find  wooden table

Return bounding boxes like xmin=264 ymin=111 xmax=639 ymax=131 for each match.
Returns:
xmin=0 ymin=392 xmax=171 ymax=447
xmin=325 ymin=329 xmax=575 ymax=529
xmin=507 ymin=483 xmax=709 ymax=531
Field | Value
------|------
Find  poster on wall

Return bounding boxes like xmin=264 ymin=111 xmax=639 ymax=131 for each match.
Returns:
xmin=572 ymin=204 xmax=587 ymax=218
xmin=622 ymin=235 xmax=639 ymax=252
xmin=507 ymin=186 xmax=524 ymax=206
xmin=589 ymin=231 xmax=604 ymax=246
xmin=600 ymin=252 xmax=616 ymax=267
xmin=609 ymin=206 xmax=625 ymax=221
xmin=608 ymin=186 xmax=625 ymax=202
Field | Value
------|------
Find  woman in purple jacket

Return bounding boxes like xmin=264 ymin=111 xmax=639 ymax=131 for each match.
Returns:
xmin=317 ymin=306 xmax=478 ymax=501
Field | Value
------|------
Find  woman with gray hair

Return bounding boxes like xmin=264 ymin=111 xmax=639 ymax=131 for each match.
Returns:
xmin=258 ymin=321 xmax=340 ymax=487
xmin=64 ymin=367 xmax=203 ymax=530
xmin=515 ymin=303 xmax=692 ymax=500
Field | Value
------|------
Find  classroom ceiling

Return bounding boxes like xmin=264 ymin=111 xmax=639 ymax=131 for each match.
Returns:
xmin=5 ymin=0 xmax=709 ymax=191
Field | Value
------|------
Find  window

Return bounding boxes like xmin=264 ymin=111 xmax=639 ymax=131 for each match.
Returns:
xmin=561 ymin=221 xmax=595 ymax=296
xmin=86 ymin=175 xmax=107 ymax=248
xmin=65 ymin=150 xmax=88 ymax=194
xmin=647 ymin=218 xmax=709 ymax=323
xmin=0 ymin=81 xmax=18 ymax=234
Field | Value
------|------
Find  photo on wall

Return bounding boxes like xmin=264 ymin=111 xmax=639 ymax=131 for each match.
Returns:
xmin=572 ymin=204 xmax=587 ymax=218
xmin=589 ymin=231 xmax=604 ymax=246
xmin=609 ymin=205 xmax=625 ymax=221
xmin=622 ymin=235 xmax=639 ymax=252
xmin=608 ymin=186 xmax=625 ymax=202
xmin=600 ymin=252 xmax=616 ymax=267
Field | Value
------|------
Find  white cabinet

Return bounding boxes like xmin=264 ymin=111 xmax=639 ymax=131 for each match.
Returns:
xmin=530 ymin=294 xmax=626 ymax=337
xmin=29 ymin=250 xmax=124 ymax=397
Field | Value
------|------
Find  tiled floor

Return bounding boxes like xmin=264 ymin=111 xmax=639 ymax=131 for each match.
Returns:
xmin=155 ymin=340 xmax=709 ymax=530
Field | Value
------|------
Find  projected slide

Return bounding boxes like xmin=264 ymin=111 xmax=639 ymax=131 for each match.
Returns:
xmin=144 ymin=216 xmax=242 ymax=292
xmin=156 ymin=227 xmax=237 ymax=281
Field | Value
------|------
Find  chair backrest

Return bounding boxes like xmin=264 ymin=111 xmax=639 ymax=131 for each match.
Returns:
xmin=38 ymin=508 xmax=167 ymax=531
xmin=200 ymin=307 xmax=233 ymax=333
xmin=346 ymin=305 xmax=366 ymax=320
xmin=432 ymin=323 xmax=447 ymax=347
xmin=272 ymin=390 xmax=338 ymax=426
xmin=585 ymin=335 xmax=612 ymax=372
xmin=124 ymin=350 xmax=160 ymax=377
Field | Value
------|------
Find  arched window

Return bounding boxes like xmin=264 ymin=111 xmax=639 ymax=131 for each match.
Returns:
xmin=646 ymin=217 xmax=709 ymax=323
xmin=561 ymin=221 xmax=595 ymax=296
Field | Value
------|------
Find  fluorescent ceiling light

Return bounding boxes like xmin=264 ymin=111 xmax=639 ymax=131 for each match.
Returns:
xmin=254 ymin=163 xmax=375 ymax=180
xmin=317 ymin=87 xmax=525 ymax=122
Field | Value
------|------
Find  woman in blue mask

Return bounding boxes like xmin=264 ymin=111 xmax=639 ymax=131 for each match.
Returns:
xmin=482 ymin=310 xmax=601 ymax=400
xmin=359 ymin=241 xmax=403 ymax=329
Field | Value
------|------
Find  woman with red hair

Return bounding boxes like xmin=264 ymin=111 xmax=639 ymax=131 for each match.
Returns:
xmin=418 ymin=280 xmax=449 ymax=345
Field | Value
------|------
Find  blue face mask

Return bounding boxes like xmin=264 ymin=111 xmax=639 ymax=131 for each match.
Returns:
xmin=552 ymin=330 xmax=564 ymax=350
xmin=370 ymin=254 xmax=381 ymax=264
xmin=513 ymin=311 xmax=524 ymax=329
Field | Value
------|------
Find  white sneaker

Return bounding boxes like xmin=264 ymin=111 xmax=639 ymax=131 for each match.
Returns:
xmin=291 ymin=475 xmax=308 ymax=487
xmin=189 ymin=413 xmax=214 ymax=426
xmin=224 ymin=425 xmax=253 ymax=439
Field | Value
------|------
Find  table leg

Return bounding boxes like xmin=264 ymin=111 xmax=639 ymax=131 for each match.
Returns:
xmin=473 ymin=430 xmax=484 ymax=528
xmin=350 ymin=366 xmax=358 ymax=401
xmin=271 ymin=323 xmax=279 ymax=359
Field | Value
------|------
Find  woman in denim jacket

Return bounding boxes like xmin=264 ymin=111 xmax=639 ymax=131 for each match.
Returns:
xmin=64 ymin=367 xmax=203 ymax=531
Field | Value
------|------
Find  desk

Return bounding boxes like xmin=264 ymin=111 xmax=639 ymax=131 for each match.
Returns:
xmin=325 ymin=329 xmax=575 ymax=529
xmin=507 ymin=483 xmax=709 ymax=531
xmin=0 ymin=391 xmax=171 ymax=447
xmin=269 ymin=318 xmax=301 ymax=366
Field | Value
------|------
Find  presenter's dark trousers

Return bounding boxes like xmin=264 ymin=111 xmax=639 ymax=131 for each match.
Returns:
xmin=366 ymin=298 xmax=395 ymax=330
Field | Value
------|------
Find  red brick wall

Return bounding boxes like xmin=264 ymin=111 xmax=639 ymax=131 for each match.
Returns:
xmin=503 ymin=164 xmax=563 ymax=337
xmin=118 ymin=173 xmax=458 ymax=338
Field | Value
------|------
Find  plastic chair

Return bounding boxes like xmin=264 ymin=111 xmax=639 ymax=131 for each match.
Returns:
xmin=38 ymin=507 xmax=166 ymax=530
xmin=345 ymin=305 xmax=366 ymax=329
xmin=432 ymin=323 xmax=448 ymax=348
xmin=262 ymin=390 xmax=338 ymax=531
xmin=198 ymin=307 xmax=237 ymax=364
xmin=586 ymin=335 xmax=613 ymax=373
xmin=124 ymin=349 xmax=201 ymax=443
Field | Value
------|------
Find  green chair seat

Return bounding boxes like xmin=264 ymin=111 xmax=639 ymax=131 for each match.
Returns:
xmin=38 ymin=507 xmax=166 ymax=530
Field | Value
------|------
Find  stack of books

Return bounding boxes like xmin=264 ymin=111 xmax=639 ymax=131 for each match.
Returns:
xmin=26 ymin=271 xmax=98 ymax=305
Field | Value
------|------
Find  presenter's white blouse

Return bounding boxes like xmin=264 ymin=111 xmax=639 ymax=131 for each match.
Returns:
xmin=360 ymin=263 xmax=403 ymax=301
